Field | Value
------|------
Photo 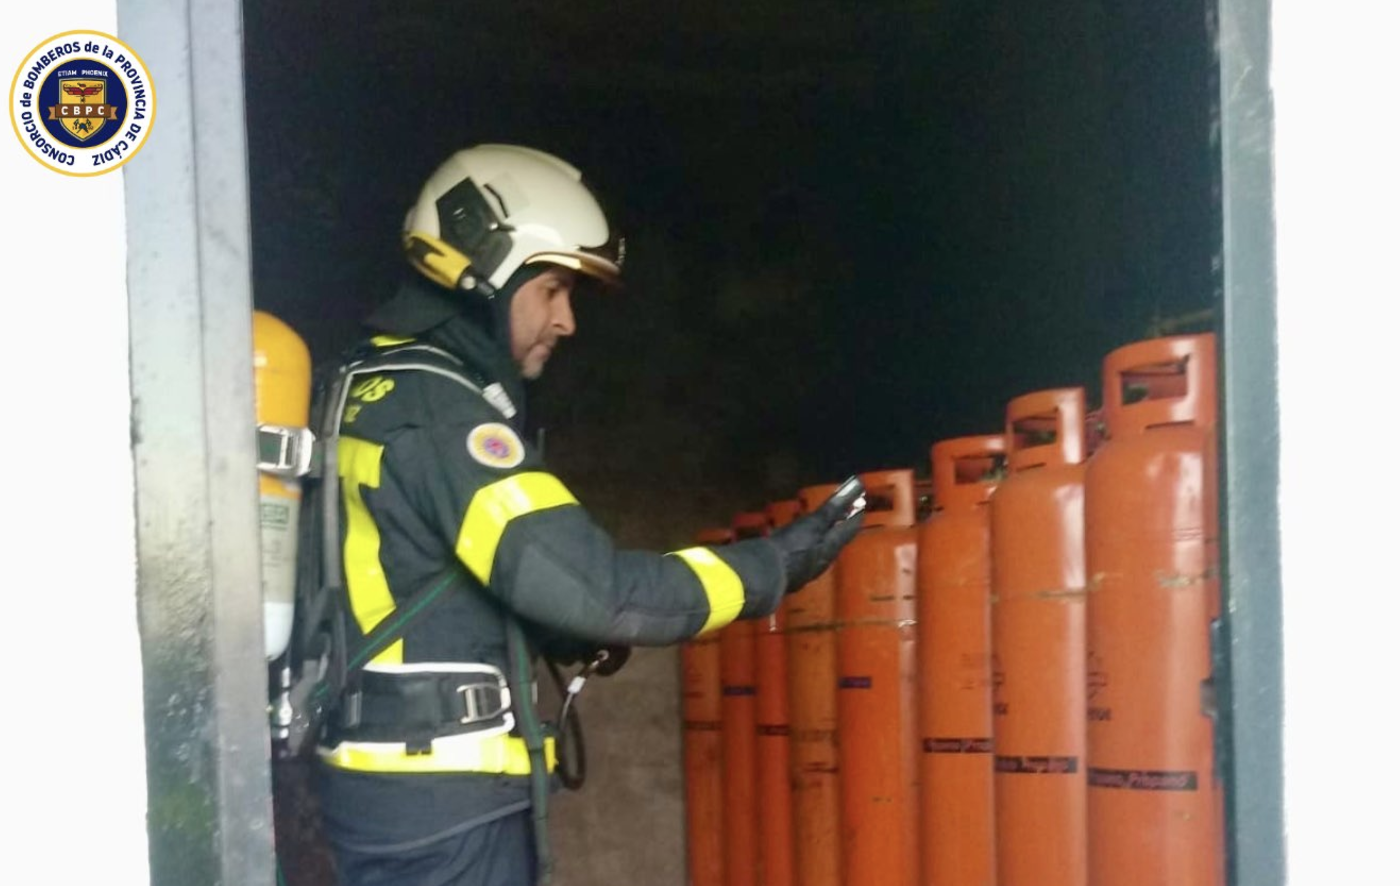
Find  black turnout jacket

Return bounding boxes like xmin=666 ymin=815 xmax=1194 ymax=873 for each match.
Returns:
xmin=329 ymin=284 xmax=785 ymax=676
xmin=314 ymin=279 xmax=785 ymax=849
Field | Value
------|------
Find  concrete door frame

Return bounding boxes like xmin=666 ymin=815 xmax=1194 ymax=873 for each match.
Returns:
xmin=1215 ymin=0 xmax=1285 ymax=884
xmin=122 ymin=1 xmax=275 ymax=884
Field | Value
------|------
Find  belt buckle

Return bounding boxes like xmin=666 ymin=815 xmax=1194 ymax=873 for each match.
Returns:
xmin=457 ymin=668 xmax=510 ymax=725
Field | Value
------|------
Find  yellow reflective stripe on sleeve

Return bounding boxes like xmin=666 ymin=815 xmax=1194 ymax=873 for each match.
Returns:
xmin=370 ymin=334 xmax=415 ymax=347
xmin=670 ymin=547 xmax=745 ymax=634
xmin=319 ymin=733 xmax=556 ymax=775
xmin=338 ymin=436 xmax=403 ymax=665
xmin=455 ymin=472 xmax=579 ymax=583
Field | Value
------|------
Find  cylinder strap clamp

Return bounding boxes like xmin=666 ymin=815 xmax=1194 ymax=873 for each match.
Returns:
xmin=257 ymin=424 xmax=317 ymax=478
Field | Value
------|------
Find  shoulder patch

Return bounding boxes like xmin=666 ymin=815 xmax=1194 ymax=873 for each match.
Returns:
xmin=466 ymin=423 xmax=525 ymax=469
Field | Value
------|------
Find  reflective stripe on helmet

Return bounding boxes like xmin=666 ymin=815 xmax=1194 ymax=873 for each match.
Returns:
xmin=669 ymin=547 xmax=745 ymax=634
xmin=524 ymin=249 xmax=622 ymax=288
xmin=455 ymin=472 xmax=580 ymax=583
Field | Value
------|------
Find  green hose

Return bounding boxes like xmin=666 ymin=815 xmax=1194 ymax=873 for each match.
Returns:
xmin=506 ymin=617 xmax=553 ymax=884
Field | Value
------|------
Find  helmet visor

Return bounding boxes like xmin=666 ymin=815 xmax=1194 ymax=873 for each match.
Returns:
xmin=525 ymin=235 xmax=625 ymax=289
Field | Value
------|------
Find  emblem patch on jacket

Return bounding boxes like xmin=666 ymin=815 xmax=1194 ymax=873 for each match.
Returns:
xmin=466 ymin=422 xmax=525 ymax=469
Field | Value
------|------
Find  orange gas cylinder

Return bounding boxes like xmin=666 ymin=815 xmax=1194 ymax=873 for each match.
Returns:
xmin=918 ymin=434 xmax=1005 ymax=886
xmin=723 ymin=512 xmax=770 ymax=886
xmin=990 ymin=389 xmax=1089 ymax=886
xmin=683 ymin=527 xmax=737 ymax=886
xmin=1084 ymin=334 xmax=1223 ymax=886
xmin=836 ymin=470 xmax=920 ymax=886
xmin=755 ymin=499 xmax=801 ymax=886
xmin=787 ymin=483 xmax=844 ymax=886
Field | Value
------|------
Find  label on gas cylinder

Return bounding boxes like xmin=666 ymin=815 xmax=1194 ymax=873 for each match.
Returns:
xmin=923 ymin=737 xmax=994 ymax=754
xmin=1087 ymin=767 xmax=1198 ymax=791
xmin=995 ymin=755 xmax=1079 ymax=774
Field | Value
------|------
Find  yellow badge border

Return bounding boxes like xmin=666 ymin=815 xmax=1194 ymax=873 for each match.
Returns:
xmin=8 ymin=30 xmax=159 ymax=178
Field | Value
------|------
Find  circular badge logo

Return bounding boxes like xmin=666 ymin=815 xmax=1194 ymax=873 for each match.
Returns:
xmin=9 ymin=30 xmax=156 ymax=176
xmin=466 ymin=423 xmax=525 ymax=470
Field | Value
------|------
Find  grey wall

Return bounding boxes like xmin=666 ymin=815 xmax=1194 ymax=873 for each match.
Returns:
xmin=547 ymin=650 xmax=688 ymax=886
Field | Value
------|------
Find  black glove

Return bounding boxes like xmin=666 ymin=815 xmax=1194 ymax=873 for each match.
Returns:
xmin=769 ymin=477 xmax=867 ymax=593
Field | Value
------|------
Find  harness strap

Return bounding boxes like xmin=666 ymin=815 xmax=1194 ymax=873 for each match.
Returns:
xmin=315 ymin=346 xmax=487 ymax=699
xmin=339 ymin=668 xmax=511 ymax=738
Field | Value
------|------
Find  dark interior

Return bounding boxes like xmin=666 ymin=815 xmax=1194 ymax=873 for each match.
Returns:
xmin=244 ymin=0 xmax=1218 ymax=503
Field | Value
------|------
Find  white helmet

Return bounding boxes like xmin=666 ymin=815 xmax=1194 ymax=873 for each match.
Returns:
xmin=402 ymin=143 xmax=624 ymax=295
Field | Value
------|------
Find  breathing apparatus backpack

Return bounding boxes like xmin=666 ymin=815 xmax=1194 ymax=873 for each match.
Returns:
xmin=254 ymin=310 xmax=632 ymax=885
xmin=256 ymin=313 xmax=470 ymax=760
xmin=253 ymin=311 xmax=600 ymax=779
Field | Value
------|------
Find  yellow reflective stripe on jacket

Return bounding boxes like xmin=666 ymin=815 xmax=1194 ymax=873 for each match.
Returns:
xmin=338 ymin=436 xmax=403 ymax=665
xmin=455 ymin=472 xmax=579 ymax=582
xmin=320 ymin=733 xmax=557 ymax=775
xmin=670 ymin=547 xmax=745 ymax=634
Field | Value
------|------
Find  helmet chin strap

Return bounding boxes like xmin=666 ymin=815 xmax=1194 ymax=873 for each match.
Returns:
xmin=478 ymin=264 xmax=549 ymax=352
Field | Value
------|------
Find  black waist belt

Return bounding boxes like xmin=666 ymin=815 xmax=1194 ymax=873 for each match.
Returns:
xmin=336 ymin=669 xmax=511 ymax=747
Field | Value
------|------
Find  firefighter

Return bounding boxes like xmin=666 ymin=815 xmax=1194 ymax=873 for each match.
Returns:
xmin=312 ymin=143 xmax=864 ymax=886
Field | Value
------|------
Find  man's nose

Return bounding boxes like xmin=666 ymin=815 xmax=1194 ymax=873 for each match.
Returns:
xmin=552 ymin=291 xmax=577 ymax=337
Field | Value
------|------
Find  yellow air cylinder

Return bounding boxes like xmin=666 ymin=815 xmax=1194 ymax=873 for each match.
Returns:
xmin=252 ymin=310 xmax=312 ymax=660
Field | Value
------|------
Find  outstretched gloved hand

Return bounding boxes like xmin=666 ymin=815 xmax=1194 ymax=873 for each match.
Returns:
xmin=769 ymin=477 xmax=867 ymax=593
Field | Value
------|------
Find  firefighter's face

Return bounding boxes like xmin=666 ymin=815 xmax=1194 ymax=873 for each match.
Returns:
xmin=510 ymin=266 xmax=578 ymax=379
